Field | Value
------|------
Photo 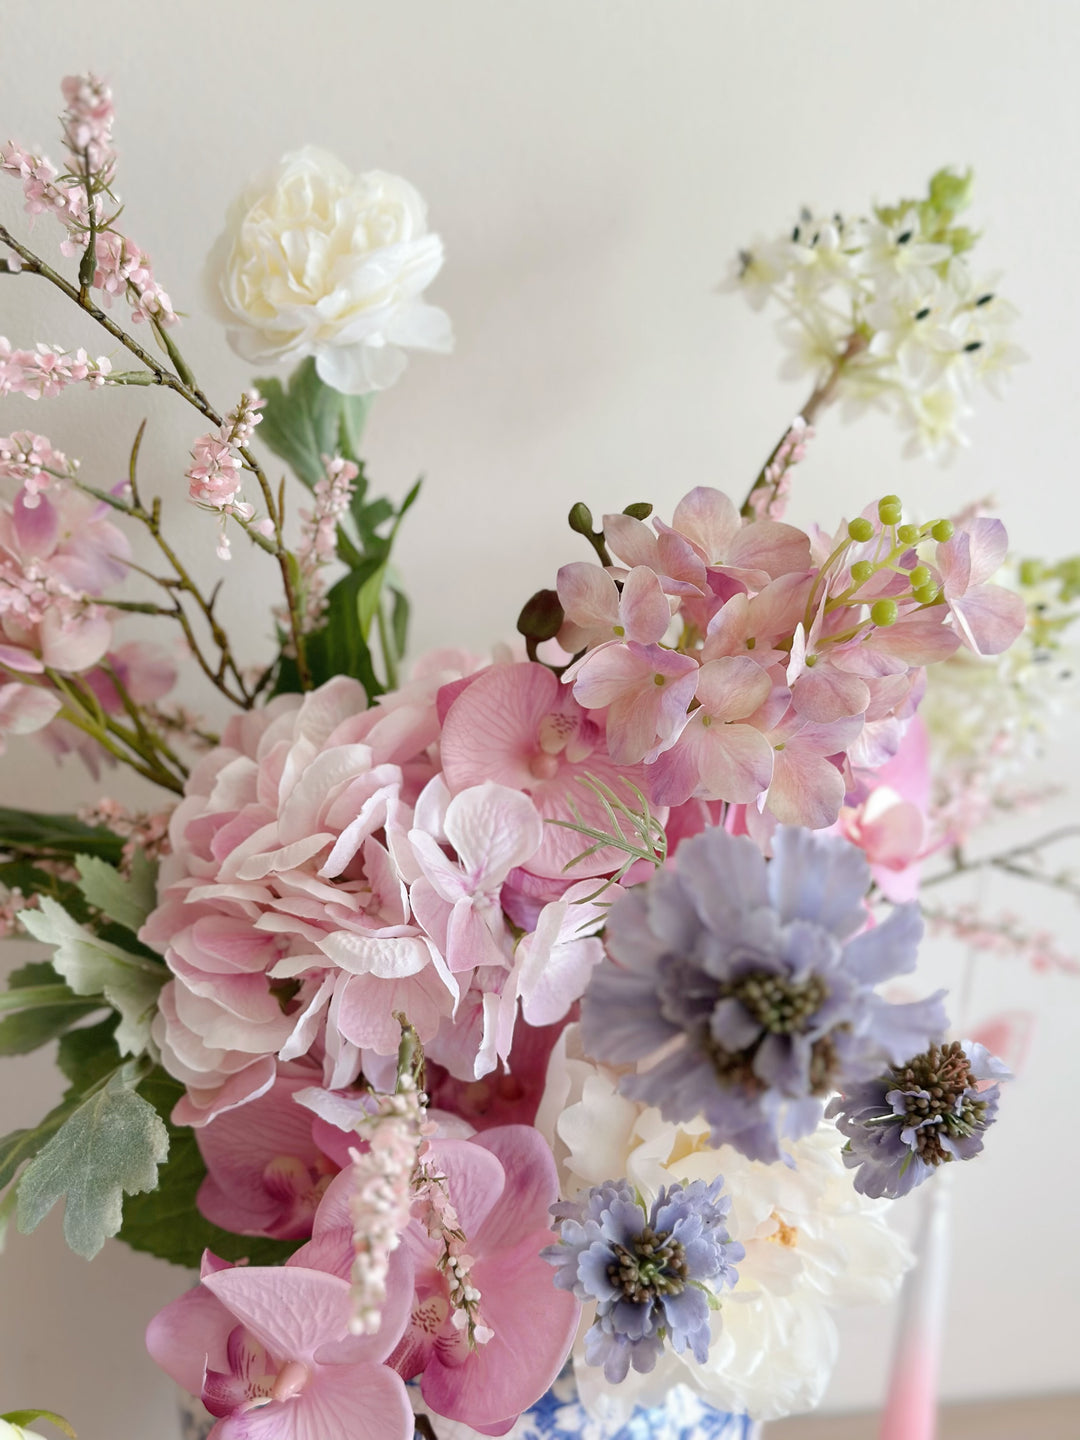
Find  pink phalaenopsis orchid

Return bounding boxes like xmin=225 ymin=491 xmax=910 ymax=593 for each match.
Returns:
xmin=438 ymin=661 xmax=654 ymax=878
xmin=147 ymin=1248 xmax=416 ymax=1440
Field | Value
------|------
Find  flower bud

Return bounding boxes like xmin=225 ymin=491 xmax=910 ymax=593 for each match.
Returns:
xmin=568 ymin=502 xmax=595 ymax=536
xmin=622 ymin=502 xmax=653 ymax=521
xmin=909 ymin=565 xmax=931 ymax=590
xmin=849 ymin=560 xmax=874 ymax=585
xmin=878 ymin=496 xmax=903 ymax=526
xmin=897 ymin=524 xmax=920 ymax=545
xmin=848 ymin=517 xmax=874 ymax=543
xmin=931 ymin=519 xmax=954 ymax=542
xmin=516 ymin=588 xmax=565 ymax=641
xmin=870 ymin=598 xmax=898 ymax=627
xmin=914 ymin=584 xmax=940 ymax=605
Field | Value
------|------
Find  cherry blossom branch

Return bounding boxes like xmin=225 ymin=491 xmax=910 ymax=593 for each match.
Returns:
xmin=0 ymin=224 xmax=312 ymax=689
xmin=920 ymin=826 xmax=1080 ymax=897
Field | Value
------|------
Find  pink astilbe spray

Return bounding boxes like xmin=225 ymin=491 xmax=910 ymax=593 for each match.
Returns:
xmin=348 ymin=1075 xmax=429 ymax=1336
xmin=186 ymin=392 xmax=266 ymax=558
xmin=291 ymin=454 xmax=358 ymax=633
xmin=748 ymin=415 xmax=814 ymax=520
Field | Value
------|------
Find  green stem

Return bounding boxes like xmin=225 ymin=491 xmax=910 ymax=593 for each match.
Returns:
xmin=740 ymin=333 xmax=868 ymax=519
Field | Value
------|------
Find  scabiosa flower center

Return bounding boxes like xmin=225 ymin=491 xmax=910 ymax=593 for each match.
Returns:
xmin=608 ymin=1223 xmax=688 ymax=1303
xmin=732 ymin=971 xmax=830 ymax=1036
xmin=891 ymin=1039 xmax=988 ymax=1166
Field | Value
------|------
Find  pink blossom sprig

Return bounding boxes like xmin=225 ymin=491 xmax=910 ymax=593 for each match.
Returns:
xmin=414 ymin=1159 xmax=494 ymax=1348
xmin=924 ymin=902 xmax=1080 ymax=977
xmin=1 ymin=74 xmax=177 ymax=327
xmin=77 ymin=798 xmax=172 ymax=871
xmin=0 ymin=337 xmax=112 ymax=399
xmin=186 ymin=392 xmax=266 ymax=558
xmin=59 ymin=73 xmax=116 ymax=185
xmin=747 ymin=415 xmax=814 ymax=520
xmin=347 ymin=1076 xmax=428 ymax=1336
xmin=0 ymin=431 xmax=78 ymax=505
xmin=291 ymin=455 xmax=359 ymax=633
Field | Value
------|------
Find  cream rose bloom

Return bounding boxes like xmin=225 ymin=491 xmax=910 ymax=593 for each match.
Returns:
xmin=209 ymin=146 xmax=453 ymax=394
xmin=536 ymin=1026 xmax=913 ymax=1424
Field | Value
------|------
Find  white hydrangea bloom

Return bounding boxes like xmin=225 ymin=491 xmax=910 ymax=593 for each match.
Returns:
xmin=536 ymin=1027 xmax=912 ymax=1424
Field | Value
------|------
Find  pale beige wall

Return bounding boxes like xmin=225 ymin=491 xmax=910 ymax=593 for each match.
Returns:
xmin=2 ymin=3 xmax=1079 ymax=1434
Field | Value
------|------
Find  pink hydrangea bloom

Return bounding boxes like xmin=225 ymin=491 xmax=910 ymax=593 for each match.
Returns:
xmin=936 ymin=517 xmax=1026 ymax=655
xmin=142 ymin=678 xmax=460 ymax=1125
xmin=555 ymin=562 xmax=672 ymax=652
xmin=565 ymin=640 xmax=700 ymax=766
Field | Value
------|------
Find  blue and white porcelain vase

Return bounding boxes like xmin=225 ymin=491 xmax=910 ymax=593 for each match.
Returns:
xmin=179 ymin=1375 xmax=760 ymax=1439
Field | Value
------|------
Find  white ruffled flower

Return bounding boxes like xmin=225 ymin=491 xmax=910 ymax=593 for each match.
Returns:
xmin=208 ymin=146 xmax=453 ymax=394
xmin=535 ymin=1027 xmax=912 ymax=1424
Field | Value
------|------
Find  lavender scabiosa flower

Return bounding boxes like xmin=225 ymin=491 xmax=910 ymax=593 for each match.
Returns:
xmin=581 ymin=825 xmax=948 ymax=1163
xmin=542 ymin=1177 xmax=742 ymax=1383
xmin=827 ymin=1039 xmax=1010 ymax=1198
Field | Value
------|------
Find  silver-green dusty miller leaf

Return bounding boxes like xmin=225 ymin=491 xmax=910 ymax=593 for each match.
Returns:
xmin=19 ymin=898 xmax=165 ymax=1057
xmin=16 ymin=1061 xmax=169 ymax=1259
xmin=75 ymin=851 xmax=157 ymax=934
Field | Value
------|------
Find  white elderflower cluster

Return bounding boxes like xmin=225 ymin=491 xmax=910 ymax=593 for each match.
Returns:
xmin=731 ymin=169 xmax=1024 ymax=459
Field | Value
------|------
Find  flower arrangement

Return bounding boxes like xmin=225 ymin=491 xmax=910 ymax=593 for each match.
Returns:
xmin=1 ymin=74 xmax=1075 ymax=1440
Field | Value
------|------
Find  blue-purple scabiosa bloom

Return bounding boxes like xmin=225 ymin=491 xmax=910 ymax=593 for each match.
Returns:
xmin=581 ymin=824 xmax=949 ymax=1163
xmin=827 ymin=1039 xmax=1010 ymax=1198
xmin=542 ymin=1177 xmax=742 ymax=1382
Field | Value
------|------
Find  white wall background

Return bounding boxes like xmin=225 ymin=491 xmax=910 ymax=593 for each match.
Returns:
xmin=2 ymin=2 xmax=1079 ymax=1434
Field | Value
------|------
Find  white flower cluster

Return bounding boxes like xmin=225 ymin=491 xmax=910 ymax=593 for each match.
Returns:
xmin=535 ymin=1028 xmax=911 ymax=1424
xmin=732 ymin=169 xmax=1024 ymax=459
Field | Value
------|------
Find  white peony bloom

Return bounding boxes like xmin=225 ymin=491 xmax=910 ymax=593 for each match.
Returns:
xmin=536 ymin=1027 xmax=912 ymax=1424
xmin=208 ymin=146 xmax=453 ymax=394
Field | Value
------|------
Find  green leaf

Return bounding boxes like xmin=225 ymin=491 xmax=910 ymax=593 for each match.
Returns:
xmin=118 ymin=1068 xmax=298 ymax=1269
xmin=19 ymin=899 xmax=165 ymax=1057
xmin=339 ymin=390 xmax=374 ymax=462
xmin=0 ymin=962 xmax=103 ymax=1058
xmin=0 ymin=998 xmax=103 ymax=1057
xmin=17 ymin=1058 xmax=168 ymax=1259
xmin=391 ymin=586 xmax=411 ymax=659
xmin=7 ymin=961 xmax=61 ymax=990
xmin=1 ymin=1411 xmax=76 ymax=1438
xmin=356 ymin=562 xmax=388 ymax=642
xmin=0 ymin=808 xmax=125 ymax=863
xmin=0 ymin=1018 xmax=122 ymax=1194
xmin=273 ymin=561 xmax=382 ymax=699
xmin=255 ymin=358 xmax=373 ymax=491
xmin=75 ymin=853 xmax=157 ymax=934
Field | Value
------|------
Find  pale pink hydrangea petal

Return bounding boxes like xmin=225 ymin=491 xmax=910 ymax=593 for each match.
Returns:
xmin=513 ymin=881 xmax=606 ymax=1026
xmin=568 ymin=641 xmax=699 ymax=765
xmin=669 ymin=486 xmax=741 ymax=561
